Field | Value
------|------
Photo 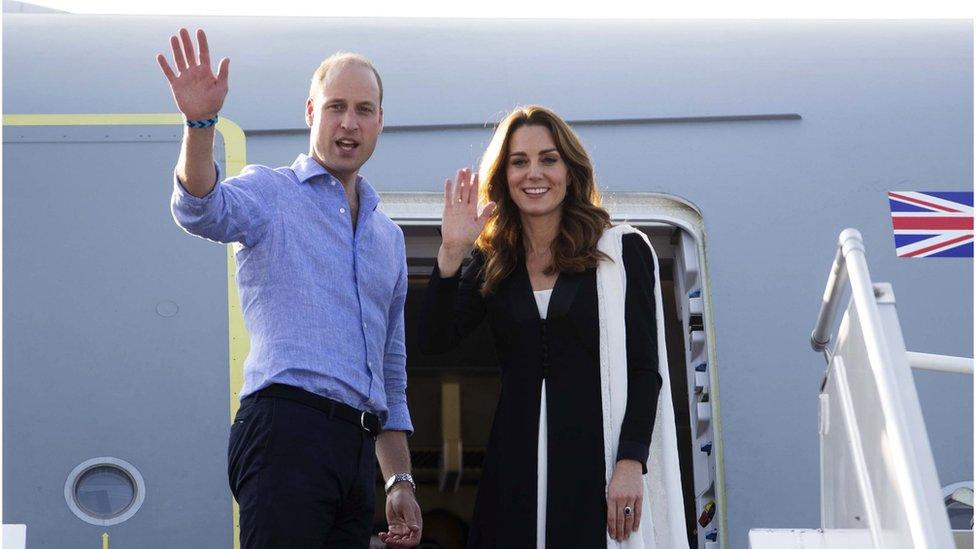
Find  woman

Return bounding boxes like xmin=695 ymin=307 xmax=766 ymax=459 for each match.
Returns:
xmin=418 ymin=106 xmax=677 ymax=548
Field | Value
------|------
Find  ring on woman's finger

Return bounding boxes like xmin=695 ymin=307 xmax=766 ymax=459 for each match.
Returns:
xmin=623 ymin=505 xmax=633 ymax=516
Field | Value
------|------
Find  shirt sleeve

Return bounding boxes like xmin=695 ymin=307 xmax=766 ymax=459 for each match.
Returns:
xmin=170 ymin=163 xmax=274 ymax=247
xmin=417 ymin=250 xmax=488 ymax=355
xmin=381 ymin=239 xmax=413 ymax=433
xmin=616 ymin=232 xmax=663 ymax=475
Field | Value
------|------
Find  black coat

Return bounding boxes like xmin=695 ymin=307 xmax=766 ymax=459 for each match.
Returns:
xmin=419 ymin=232 xmax=662 ymax=548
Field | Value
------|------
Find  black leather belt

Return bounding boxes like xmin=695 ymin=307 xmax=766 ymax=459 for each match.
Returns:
xmin=254 ymin=383 xmax=381 ymax=435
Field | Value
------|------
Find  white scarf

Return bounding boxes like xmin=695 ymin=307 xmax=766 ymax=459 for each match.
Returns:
xmin=535 ymin=224 xmax=688 ymax=548
xmin=596 ymin=224 xmax=688 ymax=549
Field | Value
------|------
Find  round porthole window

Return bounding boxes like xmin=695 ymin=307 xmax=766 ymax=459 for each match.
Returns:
xmin=65 ymin=457 xmax=145 ymax=526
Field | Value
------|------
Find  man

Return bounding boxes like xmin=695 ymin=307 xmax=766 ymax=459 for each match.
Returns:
xmin=157 ymin=28 xmax=422 ymax=548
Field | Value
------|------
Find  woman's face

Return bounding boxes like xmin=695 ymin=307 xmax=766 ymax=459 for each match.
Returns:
xmin=505 ymin=125 xmax=568 ymax=219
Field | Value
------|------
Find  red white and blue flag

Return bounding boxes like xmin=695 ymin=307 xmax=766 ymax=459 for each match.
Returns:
xmin=888 ymin=191 xmax=973 ymax=258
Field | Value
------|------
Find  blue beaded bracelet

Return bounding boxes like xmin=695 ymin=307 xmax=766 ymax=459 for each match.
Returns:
xmin=186 ymin=115 xmax=218 ymax=128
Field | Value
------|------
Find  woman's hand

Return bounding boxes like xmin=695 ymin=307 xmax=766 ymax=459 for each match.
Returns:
xmin=436 ymin=168 xmax=496 ymax=277
xmin=607 ymin=459 xmax=643 ymax=541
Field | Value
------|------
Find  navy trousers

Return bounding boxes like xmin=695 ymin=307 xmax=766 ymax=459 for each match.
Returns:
xmin=228 ymin=388 xmax=377 ymax=548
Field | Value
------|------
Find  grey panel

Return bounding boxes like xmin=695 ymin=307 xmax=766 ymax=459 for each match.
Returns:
xmin=3 ymin=128 xmax=232 ymax=548
xmin=2 ymin=16 xmax=971 ymax=130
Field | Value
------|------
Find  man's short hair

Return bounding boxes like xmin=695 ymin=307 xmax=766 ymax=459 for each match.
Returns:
xmin=309 ymin=52 xmax=384 ymax=106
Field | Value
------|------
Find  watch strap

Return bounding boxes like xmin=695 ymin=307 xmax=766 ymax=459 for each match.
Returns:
xmin=384 ymin=472 xmax=416 ymax=494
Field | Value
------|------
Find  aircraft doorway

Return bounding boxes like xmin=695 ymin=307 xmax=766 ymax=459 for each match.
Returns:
xmin=377 ymin=193 xmax=725 ymax=549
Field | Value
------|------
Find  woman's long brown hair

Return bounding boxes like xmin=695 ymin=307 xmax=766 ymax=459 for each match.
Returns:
xmin=476 ymin=105 xmax=611 ymax=296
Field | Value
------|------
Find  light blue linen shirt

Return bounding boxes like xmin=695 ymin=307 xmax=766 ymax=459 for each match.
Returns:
xmin=171 ymin=154 xmax=412 ymax=432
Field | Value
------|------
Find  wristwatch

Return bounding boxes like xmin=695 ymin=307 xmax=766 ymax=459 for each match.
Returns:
xmin=384 ymin=472 xmax=416 ymax=494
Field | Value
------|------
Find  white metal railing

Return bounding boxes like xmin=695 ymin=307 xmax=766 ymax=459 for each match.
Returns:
xmin=809 ymin=228 xmax=958 ymax=549
xmin=907 ymin=352 xmax=974 ymax=375
xmin=812 ymin=231 xmax=974 ymax=375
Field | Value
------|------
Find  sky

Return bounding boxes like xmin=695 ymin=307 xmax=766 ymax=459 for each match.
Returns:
xmin=14 ymin=0 xmax=976 ymax=18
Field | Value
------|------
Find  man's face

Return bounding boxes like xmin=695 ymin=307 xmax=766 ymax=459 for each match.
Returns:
xmin=306 ymin=64 xmax=383 ymax=185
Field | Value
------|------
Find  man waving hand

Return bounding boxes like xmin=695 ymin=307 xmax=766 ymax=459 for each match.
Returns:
xmin=158 ymin=28 xmax=422 ymax=548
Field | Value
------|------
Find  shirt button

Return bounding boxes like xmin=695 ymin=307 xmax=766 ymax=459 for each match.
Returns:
xmin=363 ymin=322 xmax=367 ymax=329
xmin=339 ymin=207 xmax=346 ymax=214
xmin=331 ymin=181 xmax=336 ymax=186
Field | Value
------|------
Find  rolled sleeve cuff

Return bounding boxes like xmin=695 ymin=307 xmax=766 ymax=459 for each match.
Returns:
xmin=617 ymin=439 xmax=649 ymax=475
xmin=172 ymin=163 xmax=221 ymax=207
xmin=382 ymin=400 xmax=414 ymax=435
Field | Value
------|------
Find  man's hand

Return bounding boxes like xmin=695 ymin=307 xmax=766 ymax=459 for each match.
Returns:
xmin=375 ymin=431 xmax=422 ymax=547
xmin=378 ymin=485 xmax=422 ymax=547
xmin=156 ymin=28 xmax=229 ymax=120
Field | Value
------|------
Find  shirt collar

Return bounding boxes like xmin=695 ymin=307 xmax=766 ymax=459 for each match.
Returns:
xmin=291 ymin=154 xmax=381 ymax=212
xmin=291 ymin=153 xmax=333 ymax=184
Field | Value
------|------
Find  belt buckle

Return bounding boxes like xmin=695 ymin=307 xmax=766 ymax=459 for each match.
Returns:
xmin=360 ymin=411 xmax=373 ymax=434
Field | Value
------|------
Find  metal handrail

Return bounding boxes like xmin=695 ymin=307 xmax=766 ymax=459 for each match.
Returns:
xmin=907 ymin=351 xmax=975 ymax=375
xmin=812 ymin=229 xmax=975 ymax=374
xmin=811 ymin=229 xmax=862 ymax=352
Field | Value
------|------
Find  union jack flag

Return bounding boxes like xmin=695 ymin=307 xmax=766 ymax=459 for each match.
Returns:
xmin=888 ymin=191 xmax=973 ymax=258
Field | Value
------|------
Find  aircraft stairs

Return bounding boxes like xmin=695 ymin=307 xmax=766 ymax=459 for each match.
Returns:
xmin=749 ymin=229 xmax=973 ymax=549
